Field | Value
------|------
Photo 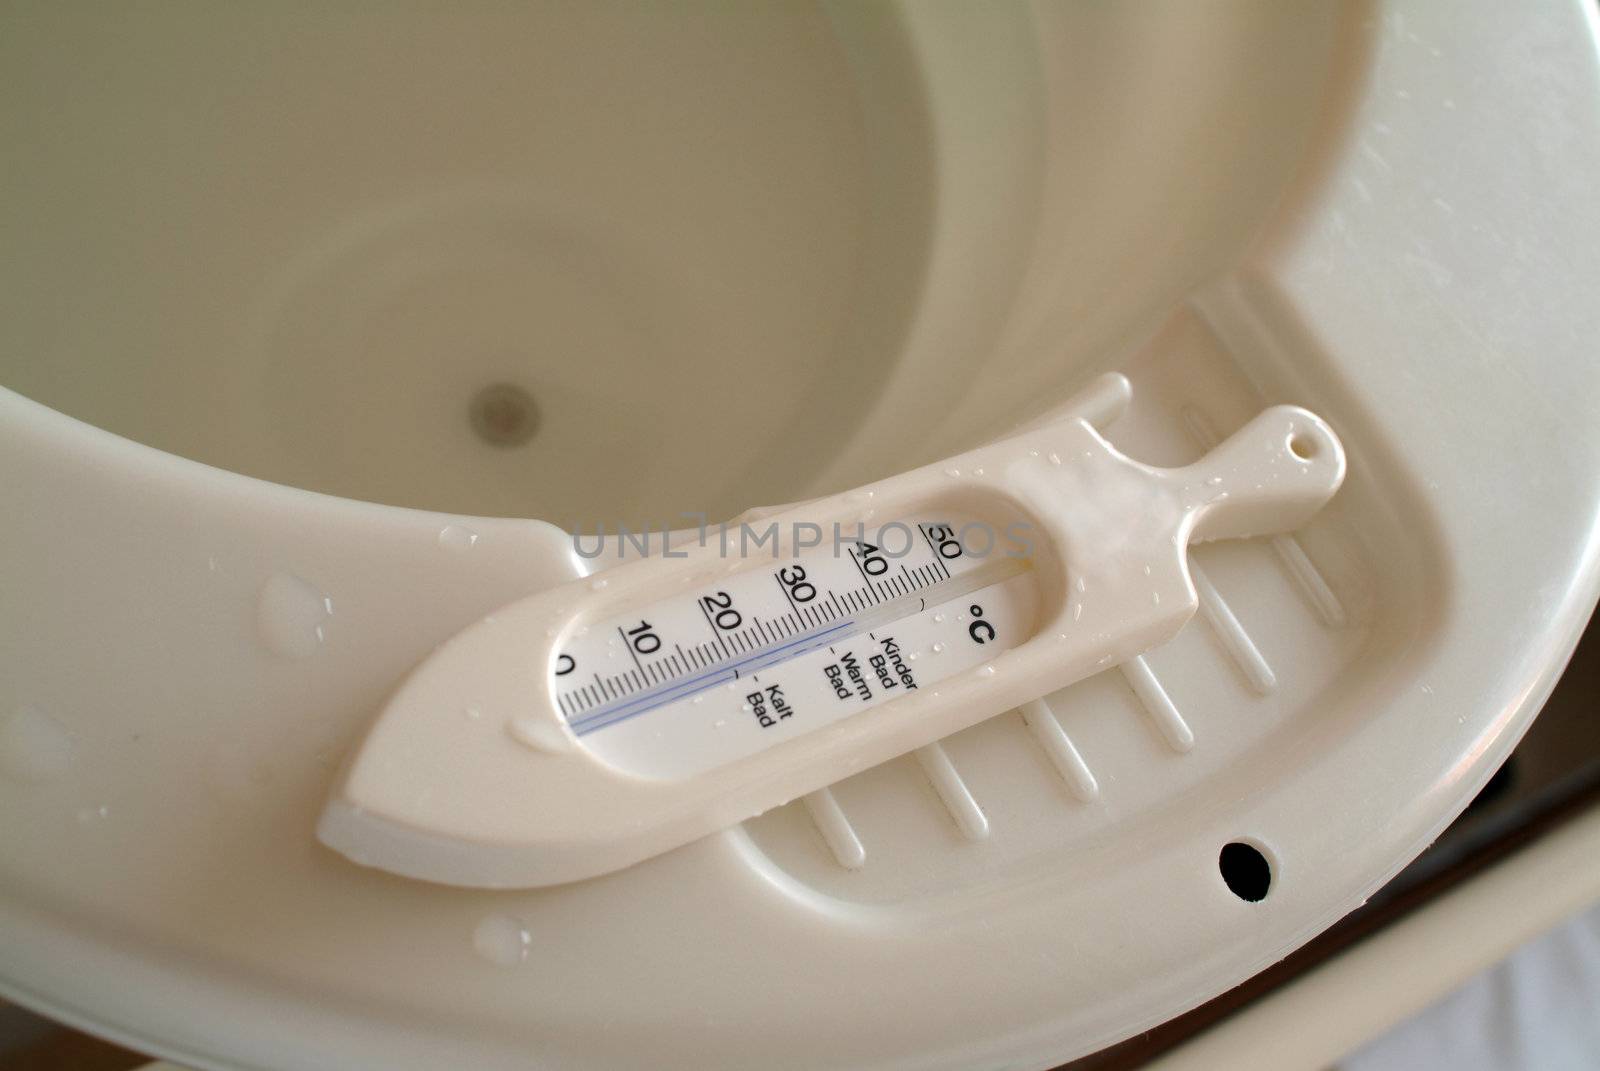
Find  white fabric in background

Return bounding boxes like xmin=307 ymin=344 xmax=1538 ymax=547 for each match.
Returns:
xmin=1342 ymin=902 xmax=1600 ymax=1071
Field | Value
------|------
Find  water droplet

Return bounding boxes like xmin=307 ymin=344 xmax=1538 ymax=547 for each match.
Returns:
xmin=0 ymin=706 xmax=74 ymax=782
xmin=972 ymin=467 xmax=985 ymax=477
xmin=944 ymin=468 xmax=961 ymax=478
xmin=932 ymin=613 xmax=944 ymax=624
xmin=907 ymin=652 xmax=918 ymax=661
xmin=1151 ymin=591 xmax=1162 ymax=605
xmin=464 ymin=707 xmax=483 ymax=720
xmin=589 ymin=577 xmax=609 ymax=591
xmin=713 ymin=719 xmax=727 ymax=729
xmin=1142 ymin=564 xmax=1152 ymax=576
xmin=256 ymin=574 xmax=333 ymax=659
xmin=508 ymin=716 xmax=571 ymax=754
xmin=1047 ymin=452 xmax=1063 ymax=466
xmin=1075 ymin=577 xmax=1086 ymax=594
xmin=438 ymin=524 xmax=480 ymax=551
xmin=76 ymin=804 xmax=110 ymax=824
xmin=980 ymin=665 xmax=997 ymax=677
xmin=1028 ymin=449 xmax=1040 ymax=458
xmin=1073 ymin=603 xmax=1083 ymax=622
xmin=931 ymin=642 xmax=945 ymax=654
xmin=474 ymin=914 xmax=532 ymax=967
xmin=1206 ymin=476 xmax=1223 ymax=486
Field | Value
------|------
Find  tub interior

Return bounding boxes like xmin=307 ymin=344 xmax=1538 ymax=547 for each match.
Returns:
xmin=0 ymin=1 xmax=1337 ymax=529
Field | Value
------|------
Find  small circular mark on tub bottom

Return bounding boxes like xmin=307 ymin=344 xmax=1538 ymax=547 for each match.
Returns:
xmin=1219 ymin=841 xmax=1272 ymax=902
xmin=470 ymin=383 xmax=541 ymax=447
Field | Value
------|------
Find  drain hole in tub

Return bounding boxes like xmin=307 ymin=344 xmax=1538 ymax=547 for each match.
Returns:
xmin=1288 ymin=432 xmax=1319 ymax=461
xmin=470 ymin=383 xmax=541 ymax=448
xmin=1219 ymin=841 xmax=1272 ymax=902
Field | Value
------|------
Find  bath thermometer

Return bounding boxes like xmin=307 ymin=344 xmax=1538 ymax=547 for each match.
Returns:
xmin=320 ymin=381 xmax=1345 ymax=887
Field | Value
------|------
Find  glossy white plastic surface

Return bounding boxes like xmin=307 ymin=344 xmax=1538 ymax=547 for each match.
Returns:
xmin=323 ymin=401 xmax=1343 ymax=887
xmin=2 ymin=3 xmax=1599 ymax=1070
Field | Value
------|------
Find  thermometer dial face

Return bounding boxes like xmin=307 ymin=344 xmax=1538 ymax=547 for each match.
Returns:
xmin=553 ymin=516 xmax=1040 ymax=779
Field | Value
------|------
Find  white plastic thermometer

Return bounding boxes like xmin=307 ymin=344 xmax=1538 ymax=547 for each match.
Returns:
xmin=320 ymin=386 xmax=1345 ymax=887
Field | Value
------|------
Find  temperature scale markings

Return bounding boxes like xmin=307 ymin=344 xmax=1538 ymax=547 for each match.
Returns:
xmin=774 ymin=574 xmax=804 ymax=617
xmin=844 ymin=546 xmax=874 ymax=586
xmin=562 ymin=557 xmax=1027 ymax=733
xmin=569 ymin=598 xmax=856 ymax=722
xmin=915 ymin=526 xmax=956 ymax=582
xmin=696 ymin=600 xmax=734 ymax=660
xmin=617 ymin=626 xmax=647 ymax=675
xmin=568 ymin=618 xmax=859 ymax=736
xmin=560 ymin=546 xmax=1004 ymax=722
